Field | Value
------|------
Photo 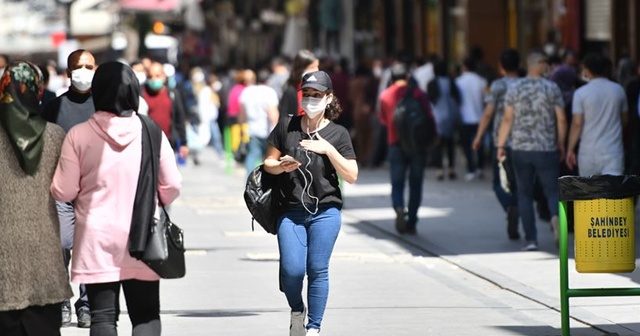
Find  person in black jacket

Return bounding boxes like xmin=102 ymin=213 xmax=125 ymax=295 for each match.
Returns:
xmin=41 ymin=48 xmax=97 ymax=328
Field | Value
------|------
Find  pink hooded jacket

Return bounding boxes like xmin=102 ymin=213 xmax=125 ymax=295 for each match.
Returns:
xmin=51 ymin=112 xmax=182 ymax=284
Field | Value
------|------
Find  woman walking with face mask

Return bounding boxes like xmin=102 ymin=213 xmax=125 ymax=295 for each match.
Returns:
xmin=263 ymin=71 xmax=358 ymax=336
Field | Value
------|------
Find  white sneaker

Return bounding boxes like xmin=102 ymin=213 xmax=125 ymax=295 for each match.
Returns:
xmin=306 ymin=329 xmax=320 ymax=336
xmin=290 ymin=306 xmax=306 ymax=336
xmin=464 ymin=172 xmax=476 ymax=181
xmin=523 ymin=241 xmax=539 ymax=251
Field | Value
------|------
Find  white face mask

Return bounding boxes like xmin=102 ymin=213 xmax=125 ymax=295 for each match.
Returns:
xmin=71 ymin=68 xmax=94 ymax=92
xmin=373 ymin=67 xmax=382 ymax=78
xmin=134 ymin=71 xmax=147 ymax=85
xmin=212 ymin=80 xmax=222 ymax=92
xmin=0 ymin=68 xmax=5 ymax=78
xmin=301 ymin=96 xmax=328 ymax=118
xmin=192 ymin=72 xmax=205 ymax=83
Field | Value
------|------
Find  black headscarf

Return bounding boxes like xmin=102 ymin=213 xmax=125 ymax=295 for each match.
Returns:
xmin=91 ymin=62 xmax=140 ymax=117
xmin=0 ymin=61 xmax=47 ymax=175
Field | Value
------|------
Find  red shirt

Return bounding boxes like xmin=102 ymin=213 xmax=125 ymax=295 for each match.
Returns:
xmin=143 ymin=87 xmax=173 ymax=138
xmin=378 ymin=82 xmax=433 ymax=145
xmin=227 ymin=84 xmax=246 ymax=118
xmin=296 ymin=83 xmax=305 ymax=116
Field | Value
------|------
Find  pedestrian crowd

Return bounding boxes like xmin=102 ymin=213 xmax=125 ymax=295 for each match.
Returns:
xmin=0 ymin=42 xmax=637 ymax=336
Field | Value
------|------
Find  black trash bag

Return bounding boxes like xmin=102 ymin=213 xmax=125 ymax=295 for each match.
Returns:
xmin=558 ymin=175 xmax=640 ymax=201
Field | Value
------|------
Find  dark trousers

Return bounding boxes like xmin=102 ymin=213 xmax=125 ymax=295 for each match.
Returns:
xmin=511 ymin=150 xmax=560 ymax=242
xmin=435 ymin=136 xmax=456 ymax=169
xmin=0 ymin=303 xmax=62 ymax=336
xmin=57 ymin=201 xmax=89 ymax=311
xmin=460 ymin=124 xmax=484 ymax=173
xmin=388 ymin=145 xmax=426 ymax=228
xmin=85 ymin=280 xmax=161 ymax=336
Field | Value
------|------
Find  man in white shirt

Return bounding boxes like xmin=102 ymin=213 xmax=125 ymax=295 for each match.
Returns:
xmin=239 ymin=69 xmax=280 ymax=174
xmin=567 ymin=53 xmax=628 ymax=176
xmin=456 ymin=57 xmax=488 ymax=180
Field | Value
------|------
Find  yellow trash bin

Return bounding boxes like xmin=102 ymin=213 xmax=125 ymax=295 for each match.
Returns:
xmin=574 ymin=198 xmax=635 ymax=273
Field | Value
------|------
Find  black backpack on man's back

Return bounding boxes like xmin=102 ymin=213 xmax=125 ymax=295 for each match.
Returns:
xmin=393 ymin=78 xmax=437 ymax=154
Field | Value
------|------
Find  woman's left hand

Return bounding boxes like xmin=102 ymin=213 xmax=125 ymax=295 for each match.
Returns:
xmin=300 ymin=133 xmax=334 ymax=155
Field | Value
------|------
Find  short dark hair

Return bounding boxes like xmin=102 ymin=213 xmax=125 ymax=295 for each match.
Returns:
xmin=583 ymin=53 xmax=608 ymax=77
xmin=433 ymin=58 xmax=448 ymax=77
xmin=257 ymin=69 xmax=270 ymax=84
xmin=39 ymin=64 xmax=50 ymax=84
xmin=499 ymin=49 xmax=520 ymax=72
xmin=462 ymin=57 xmax=476 ymax=72
xmin=67 ymin=49 xmax=90 ymax=69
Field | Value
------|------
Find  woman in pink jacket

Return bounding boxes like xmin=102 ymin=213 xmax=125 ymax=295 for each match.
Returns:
xmin=51 ymin=62 xmax=182 ymax=336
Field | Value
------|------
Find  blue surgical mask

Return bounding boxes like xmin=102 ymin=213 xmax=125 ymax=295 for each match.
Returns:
xmin=147 ymin=79 xmax=164 ymax=91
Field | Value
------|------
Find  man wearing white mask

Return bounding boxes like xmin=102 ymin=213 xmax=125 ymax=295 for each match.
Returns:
xmin=41 ymin=48 xmax=97 ymax=328
xmin=42 ymin=49 xmax=96 ymax=132
xmin=130 ymin=59 xmax=149 ymax=115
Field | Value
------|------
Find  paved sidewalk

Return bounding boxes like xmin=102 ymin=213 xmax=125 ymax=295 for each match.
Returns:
xmin=61 ymin=148 xmax=638 ymax=335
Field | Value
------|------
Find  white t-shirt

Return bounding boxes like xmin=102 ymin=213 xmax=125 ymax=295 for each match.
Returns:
xmin=412 ymin=63 xmax=435 ymax=93
xmin=456 ymin=72 xmax=487 ymax=124
xmin=137 ymin=96 xmax=149 ymax=115
xmin=572 ymin=78 xmax=627 ymax=154
xmin=239 ymin=84 xmax=279 ymax=138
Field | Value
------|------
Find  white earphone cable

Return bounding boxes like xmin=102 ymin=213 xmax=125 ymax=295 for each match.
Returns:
xmin=297 ymin=117 xmax=323 ymax=215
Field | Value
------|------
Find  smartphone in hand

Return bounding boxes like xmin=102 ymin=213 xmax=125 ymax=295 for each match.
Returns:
xmin=280 ymin=155 xmax=300 ymax=164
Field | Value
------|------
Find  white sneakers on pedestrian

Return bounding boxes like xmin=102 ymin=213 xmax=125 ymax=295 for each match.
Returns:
xmin=523 ymin=241 xmax=539 ymax=251
xmin=290 ymin=305 xmax=306 ymax=336
xmin=306 ymin=329 xmax=320 ymax=336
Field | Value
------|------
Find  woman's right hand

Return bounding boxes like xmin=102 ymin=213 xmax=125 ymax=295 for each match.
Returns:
xmin=280 ymin=159 xmax=300 ymax=173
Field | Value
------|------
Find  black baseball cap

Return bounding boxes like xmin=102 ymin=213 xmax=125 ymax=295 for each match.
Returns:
xmin=300 ymin=71 xmax=333 ymax=92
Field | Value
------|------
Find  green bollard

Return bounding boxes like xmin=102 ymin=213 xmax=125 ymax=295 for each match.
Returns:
xmin=224 ymin=126 xmax=232 ymax=176
xmin=559 ymin=201 xmax=570 ymax=336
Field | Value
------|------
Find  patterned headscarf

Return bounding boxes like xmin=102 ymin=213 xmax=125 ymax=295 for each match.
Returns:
xmin=0 ymin=61 xmax=47 ymax=175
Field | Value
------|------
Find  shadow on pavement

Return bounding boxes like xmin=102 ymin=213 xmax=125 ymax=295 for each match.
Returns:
xmin=495 ymin=325 xmax=620 ymax=336
xmin=163 ymin=309 xmax=280 ymax=318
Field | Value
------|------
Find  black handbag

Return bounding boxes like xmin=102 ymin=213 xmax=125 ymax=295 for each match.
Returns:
xmin=129 ymin=114 xmax=186 ymax=279
xmin=143 ymin=206 xmax=186 ymax=279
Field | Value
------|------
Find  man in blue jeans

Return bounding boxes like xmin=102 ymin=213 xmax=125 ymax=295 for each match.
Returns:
xmin=496 ymin=51 xmax=567 ymax=251
xmin=378 ymin=63 xmax=436 ymax=234
xmin=473 ymin=49 xmax=521 ymax=240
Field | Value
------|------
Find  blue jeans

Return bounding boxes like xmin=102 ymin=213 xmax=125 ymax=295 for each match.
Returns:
xmin=511 ymin=150 xmax=560 ymax=242
xmin=244 ymin=136 xmax=267 ymax=174
xmin=388 ymin=145 xmax=426 ymax=227
xmin=209 ymin=119 xmax=224 ymax=155
xmin=278 ymin=205 xmax=341 ymax=331
xmin=492 ymin=147 xmax=518 ymax=212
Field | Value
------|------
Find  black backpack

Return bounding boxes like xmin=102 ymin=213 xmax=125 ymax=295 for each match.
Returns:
xmin=243 ymin=165 xmax=279 ymax=235
xmin=393 ymin=79 xmax=437 ymax=154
